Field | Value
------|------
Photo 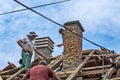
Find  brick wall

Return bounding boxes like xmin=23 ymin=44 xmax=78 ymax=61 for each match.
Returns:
xmin=62 ymin=20 xmax=84 ymax=70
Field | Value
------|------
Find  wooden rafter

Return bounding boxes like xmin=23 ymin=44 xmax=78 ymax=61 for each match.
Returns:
xmin=0 ymin=68 xmax=19 ymax=75
xmin=56 ymin=66 xmax=110 ymax=78
xmin=2 ymin=62 xmax=16 ymax=71
xmin=82 ymin=65 xmax=111 ymax=71
xmin=48 ymin=57 xmax=63 ymax=70
xmin=82 ymin=54 xmax=120 ymax=57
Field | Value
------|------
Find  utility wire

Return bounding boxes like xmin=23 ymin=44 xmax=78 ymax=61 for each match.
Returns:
xmin=14 ymin=0 xmax=107 ymax=50
xmin=0 ymin=0 xmax=70 ymax=15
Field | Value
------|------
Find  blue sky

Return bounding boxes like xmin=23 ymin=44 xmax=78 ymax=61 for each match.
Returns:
xmin=0 ymin=0 xmax=120 ymax=69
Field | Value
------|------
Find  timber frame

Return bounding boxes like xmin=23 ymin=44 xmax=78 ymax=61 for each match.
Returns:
xmin=0 ymin=49 xmax=120 ymax=80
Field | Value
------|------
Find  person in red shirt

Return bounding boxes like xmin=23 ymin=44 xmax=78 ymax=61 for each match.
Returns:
xmin=21 ymin=60 xmax=61 ymax=80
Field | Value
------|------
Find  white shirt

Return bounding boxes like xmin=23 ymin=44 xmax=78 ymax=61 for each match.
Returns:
xmin=21 ymin=37 xmax=35 ymax=54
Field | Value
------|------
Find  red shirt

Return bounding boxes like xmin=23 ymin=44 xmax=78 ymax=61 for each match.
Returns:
xmin=25 ymin=65 xmax=54 ymax=80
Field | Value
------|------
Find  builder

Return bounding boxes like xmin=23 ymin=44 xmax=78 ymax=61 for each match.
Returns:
xmin=17 ymin=32 xmax=48 ymax=71
xmin=57 ymin=28 xmax=65 ymax=70
xmin=57 ymin=28 xmax=65 ymax=47
xmin=21 ymin=60 xmax=61 ymax=80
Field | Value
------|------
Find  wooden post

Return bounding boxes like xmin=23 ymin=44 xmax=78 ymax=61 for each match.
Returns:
xmin=66 ymin=50 xmax=95 ymax=80
xmin=8 ymin=62 xmax=16 ymax=69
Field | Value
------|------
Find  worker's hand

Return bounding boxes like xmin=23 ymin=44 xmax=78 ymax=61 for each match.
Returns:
xmin=23 ymin=47 xmax=27 ymax=52
xmin=57 ymin=44 xmax=62 ymax=47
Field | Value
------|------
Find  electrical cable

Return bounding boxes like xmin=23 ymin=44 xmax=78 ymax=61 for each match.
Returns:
xmin=0 ymin=0 xmax=71 ymax=15
xmin=14 ymin=0 xmax=109 ymax=51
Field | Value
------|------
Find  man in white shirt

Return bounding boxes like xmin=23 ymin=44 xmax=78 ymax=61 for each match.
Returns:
xmin=17 ymin=32 xmax=48 ymax=71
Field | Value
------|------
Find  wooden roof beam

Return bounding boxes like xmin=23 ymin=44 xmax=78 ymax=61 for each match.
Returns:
xmin=48 ymin=57 xmax=63 ymax=70
xmin=56 ymin=69 xmax=108 ymax=78
xmin=82 ymin=54 xmax=120 ymax=57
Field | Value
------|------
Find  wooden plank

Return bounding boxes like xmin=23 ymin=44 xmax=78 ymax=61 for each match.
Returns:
xmin=0 ymin=68 xmax=19 ymax=75
xmin=82 ymin=54 xmax=120 ymax=57
xmin=8 ymin=62 xmax=17 ymax=69
xmin=82 ymin=69 xmax=107 ymax=76
xmin=2 ymin=62 xmax=16 ymax=71
xmin=49 ymin=57 xmax=58 ymax=61
xmin=56 ymin=69 xmax=108 ymax=78
xmin=83 ymin=78 xmax=100 ymax=80
xmin=82 ymin=49 xmax=93 ymax=54
xmin=82 ymin=65 xmax=111 ymax=71
xmin=48 ymin=56 xmax=60 ymax=61
xmin=48 ymin=57 xmax=63 ymax=70
xmin=109 ymin=77 xmax=120 ymax=80
xmin=66 ymin=50 xmax=95 ymax=80
xmin=96 ymin=50 xmax=118 ymax=55
xmin=103 ymin=56 xmax=120 ymax=80
xmin=3 ymin=69 xmax=108 ymax=79
xmin=1 ymin=74 xmax=24 ymax=79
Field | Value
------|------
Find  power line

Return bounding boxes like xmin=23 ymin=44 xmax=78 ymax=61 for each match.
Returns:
xmin=14 ymin=0 xmax=107 ymax=50
xmin=0 ymin=0 xmax=71 ymax=15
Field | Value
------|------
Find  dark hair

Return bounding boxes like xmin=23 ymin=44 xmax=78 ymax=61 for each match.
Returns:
xmin=59 ymin=28 xmax=64 ymax=33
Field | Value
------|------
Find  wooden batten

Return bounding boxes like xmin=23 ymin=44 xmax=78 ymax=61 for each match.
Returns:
xmin=2 ymin=62 xmax=16 ymax=71
xmin=81 ymin=49 xmax=94 ymax=55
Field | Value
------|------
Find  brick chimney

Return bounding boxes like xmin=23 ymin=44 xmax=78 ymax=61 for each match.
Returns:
xmin=63 ymin=20 xmax=84 ymax=70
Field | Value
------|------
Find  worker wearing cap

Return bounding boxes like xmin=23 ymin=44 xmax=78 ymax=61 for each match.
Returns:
xmin=17 ymin=32 xmax=48 ymax=71
xmin=21 ymin=60 xmax=61 ymax=80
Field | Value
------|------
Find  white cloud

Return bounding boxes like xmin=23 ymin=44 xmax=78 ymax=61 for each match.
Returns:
xmin=58 ymin=0 xmax=120 ymax=33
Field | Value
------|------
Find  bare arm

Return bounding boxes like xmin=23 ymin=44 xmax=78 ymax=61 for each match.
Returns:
xmin=52 ymin=73 xmax=61 ymax=80
xmin=49 ymin=68 xmax=61 ymax=80
xmin=57 ymin=43 xmax=63 ymax=47
xmin=17 ymin=40 xmax=26 ymax=51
